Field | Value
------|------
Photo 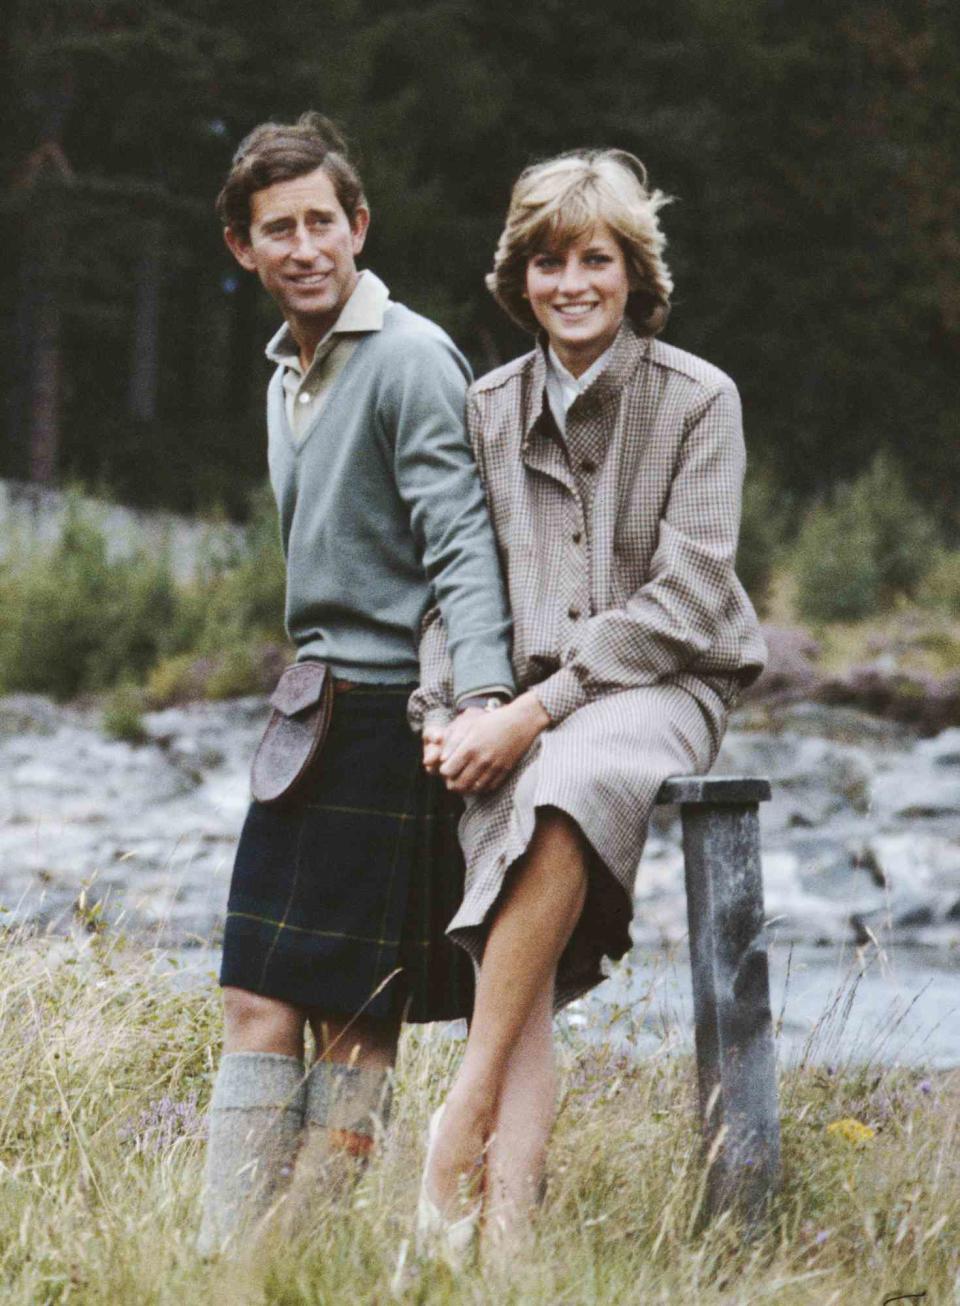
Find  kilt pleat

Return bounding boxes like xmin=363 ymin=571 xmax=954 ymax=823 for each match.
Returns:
xmin=220 ymin=684 xmax=473 ymax=1023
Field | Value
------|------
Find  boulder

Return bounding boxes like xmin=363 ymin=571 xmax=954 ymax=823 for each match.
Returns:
xmin=744 ymin=624 xmax=823 ymax=703
xmin=815 ymin=665 xmax=960 ymax=736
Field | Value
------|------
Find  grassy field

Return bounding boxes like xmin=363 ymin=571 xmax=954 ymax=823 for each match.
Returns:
xmin=0 ymin=934 xmax=956 ymax=1305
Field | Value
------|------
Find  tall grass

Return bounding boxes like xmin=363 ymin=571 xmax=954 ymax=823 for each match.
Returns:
xmin=0 ymin=934 xmax=955 ymax=1304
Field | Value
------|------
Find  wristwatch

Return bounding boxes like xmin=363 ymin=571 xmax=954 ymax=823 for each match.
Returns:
xmin=457 ymin=695 xmax=506 ymax=713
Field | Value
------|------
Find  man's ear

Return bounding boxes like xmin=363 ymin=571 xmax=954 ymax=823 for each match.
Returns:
xmin=224 ymin=226 xmax=257 ymax=272
xmin=350 ymin=205 xmax=371 ymax=256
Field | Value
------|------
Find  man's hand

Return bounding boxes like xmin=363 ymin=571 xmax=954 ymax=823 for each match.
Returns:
xmin=438 ymin=692 xmax=550 ymax=795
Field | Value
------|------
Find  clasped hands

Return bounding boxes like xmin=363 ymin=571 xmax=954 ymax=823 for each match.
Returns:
xmin=422 ymin=691 xmax=550 ymax=794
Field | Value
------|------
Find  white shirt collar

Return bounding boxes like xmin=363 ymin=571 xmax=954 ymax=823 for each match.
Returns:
xmin=265 ymin=269 xmax=391 ymax=370
xmin=544 ymin=340 xmax=617 ymax=435
xmin=548 ymin=343 xmax=616 ymax=399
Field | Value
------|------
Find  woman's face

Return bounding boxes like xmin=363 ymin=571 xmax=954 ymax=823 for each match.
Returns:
xmin=525 ymin=222 xmax=630 ymax=376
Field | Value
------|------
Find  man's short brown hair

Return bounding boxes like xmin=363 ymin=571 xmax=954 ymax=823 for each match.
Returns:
xmin=216 ymin=112 xmax=367 ymax=239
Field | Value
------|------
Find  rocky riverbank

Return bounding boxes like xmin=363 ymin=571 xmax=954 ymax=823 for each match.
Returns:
xmin=2 ymin=691 xmax=958 ymax=955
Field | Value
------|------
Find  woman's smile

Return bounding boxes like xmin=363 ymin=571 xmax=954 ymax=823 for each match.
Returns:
xmin=525 ymin=222 xmax=630 ymax=376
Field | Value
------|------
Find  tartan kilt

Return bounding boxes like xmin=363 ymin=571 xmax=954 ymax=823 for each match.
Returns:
xmin=219 ymin=684 xmax=473 ymax=1023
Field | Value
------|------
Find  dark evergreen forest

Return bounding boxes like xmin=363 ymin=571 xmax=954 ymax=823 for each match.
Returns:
xmin=2 ymin=0 xmax=957 ymax=527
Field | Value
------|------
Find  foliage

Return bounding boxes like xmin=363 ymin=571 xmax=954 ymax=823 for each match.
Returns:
xmin=0 ymin=935 xmax=956 ymax=1302
xmin=918 ymin=550 xmax=960 ymax=618
xmin=792 ymin=455 xmax=939 ymax=624
xmin=0 ymin=486 xmax=287 ymax=701
xmin=737 ymin=468 xmax=786 ymax=616
xmin=145 ymin=652 xmax=206 ymax=708
xmin=792 ymin=490 xmax=882 ymax=624
xmin=173 ymin=482 xmax=287 ymax=657
xmin=0 ymin=496 xmax=180 ymax=699
xmin=3 ymin=1 xmax=960 ymax=525
xmin=849 ymin=454 xmax=940 ymax=601
xmin=101 ymin=683 xmax=149 ymax=743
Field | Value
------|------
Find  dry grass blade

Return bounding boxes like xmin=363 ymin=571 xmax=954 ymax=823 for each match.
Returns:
xmin=0 ymin=933 xmax=955 ymax=1303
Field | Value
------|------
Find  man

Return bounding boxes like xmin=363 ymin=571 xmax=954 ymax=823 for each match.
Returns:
xmin=198 ymin=113 xmax=514 ymax=1253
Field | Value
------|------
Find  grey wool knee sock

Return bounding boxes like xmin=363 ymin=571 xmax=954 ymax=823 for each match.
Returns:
xmin=281 ymin=1064 xmax=392 ymax=1225
xmin=196 ymin=1052 xmax=306 ymax=1256
xmin=302 ymin=1062 xmax=393 ymax=1163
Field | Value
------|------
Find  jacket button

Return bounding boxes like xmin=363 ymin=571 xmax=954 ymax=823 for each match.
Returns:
xmin=568 ymin=606 xmax=581 ymax=620
xmin=572 ymin=531 xmax=582 ymax=544
xmin=580 ymin=458 xmax=596 ymax=473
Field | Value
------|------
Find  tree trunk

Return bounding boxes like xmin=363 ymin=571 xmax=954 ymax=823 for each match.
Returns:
xmin=128 ymin=216 xmax=164 ymax=422
xmin=26 ymin=201 xmax=63 ymax=485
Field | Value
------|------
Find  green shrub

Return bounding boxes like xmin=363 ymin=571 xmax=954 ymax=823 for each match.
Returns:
xmin=850 ymin=453 xmax=939 ymax=599
xmin=172 ymin=483 xmax=286 ymax=657
xmin=102 ymin=684 xmax=149 ymax=744
xmin=145 ymin=653 xmax=205 ymax=708
xmin=0 ymin=498 xmax=179 ymax=700
xmin=203 ymin=645 xmax=263 ymax=700
xmin=792 ymin=455 xmax=939 ymax=624
xmin=793 ymin=491 xmax=881 ymax=623
xmin=0 ymin=486 xmax=288 ymax=703
xmin=737 ymin=470 xmax=783 ymax=615
xmin=918 ymin=550 xmax=960 ymax=616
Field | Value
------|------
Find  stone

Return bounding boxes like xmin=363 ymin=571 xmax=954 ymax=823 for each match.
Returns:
xmin=742 ymin=624 xmax=823 ymax=703
xmin=815 ymin=665 xmax=960 ymax=736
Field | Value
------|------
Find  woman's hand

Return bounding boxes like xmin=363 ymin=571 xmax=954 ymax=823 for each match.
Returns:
xmin=422 ymin=723 xmax=446 ymax=775
xmin=438 ymin=692 xmax=550 ymax=794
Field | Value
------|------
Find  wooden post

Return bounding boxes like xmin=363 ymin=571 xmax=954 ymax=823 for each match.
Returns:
xmin=657 ymin=776 xmax=780 ymax=1226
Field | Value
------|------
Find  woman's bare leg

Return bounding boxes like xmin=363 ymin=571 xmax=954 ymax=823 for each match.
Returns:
xmin=483 ymin=981 xmax=556 ymax=1248
xmin=424 ymin=807 xmax=587 ymax=1213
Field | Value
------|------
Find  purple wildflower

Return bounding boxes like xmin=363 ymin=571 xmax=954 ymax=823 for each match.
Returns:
xmin=119 ymin=1091 xmax=206 ymax=1154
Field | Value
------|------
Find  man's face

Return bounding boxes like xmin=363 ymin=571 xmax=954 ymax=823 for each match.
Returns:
xmin=225 ymin=166 xmax=369 ymax=335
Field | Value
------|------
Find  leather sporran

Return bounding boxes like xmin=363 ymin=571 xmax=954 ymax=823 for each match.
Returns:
xmin=250 ymin=661 xmax=334 ymax=804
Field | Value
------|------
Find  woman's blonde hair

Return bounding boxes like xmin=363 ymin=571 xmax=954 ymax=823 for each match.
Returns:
xmin=486 ymin=149 xmax=673 ymax=337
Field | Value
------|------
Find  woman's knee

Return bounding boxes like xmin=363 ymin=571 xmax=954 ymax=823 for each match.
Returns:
xmin=221 ymin=986 xmax=305 ymax=1054
xmin=527 ymin=808 xmax=589 ymax=893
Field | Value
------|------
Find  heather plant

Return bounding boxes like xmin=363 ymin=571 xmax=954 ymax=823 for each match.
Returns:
xmin=0 ymin=933 xmax=955 ymax=1304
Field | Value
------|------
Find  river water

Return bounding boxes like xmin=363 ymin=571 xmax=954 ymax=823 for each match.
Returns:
xmin=2 ymin=693 xmax=958 ymax=1066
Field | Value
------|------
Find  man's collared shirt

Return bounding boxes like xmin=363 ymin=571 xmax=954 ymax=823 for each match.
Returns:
xmin=266 ymin=269 xmax=391 ymax=442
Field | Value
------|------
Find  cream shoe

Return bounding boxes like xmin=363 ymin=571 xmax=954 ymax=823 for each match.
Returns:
xmin=415 ymin=1105 xmax=481 ymax=1270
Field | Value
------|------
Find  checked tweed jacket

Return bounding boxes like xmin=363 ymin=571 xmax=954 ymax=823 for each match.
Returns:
xmin=410 ymin=318 xmax=766 ymax=1006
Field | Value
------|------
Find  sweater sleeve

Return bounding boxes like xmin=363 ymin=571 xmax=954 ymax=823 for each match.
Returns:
xmin=534 ymin=381 xmax=747 ymax=723
xmin=385 ymin=330 xmax=515 ymax=701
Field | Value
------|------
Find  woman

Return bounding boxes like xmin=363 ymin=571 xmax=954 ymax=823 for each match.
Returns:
xmin=408 ymin=149 xmax=766 ymax=1258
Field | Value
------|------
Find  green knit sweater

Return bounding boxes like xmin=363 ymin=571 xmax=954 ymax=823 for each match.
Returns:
xmin=266 ymin=301 xmax=515 ymax=698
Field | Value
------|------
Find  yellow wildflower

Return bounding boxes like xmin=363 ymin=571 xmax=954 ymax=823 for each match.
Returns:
xmin=826 ymin=1117 xmax=875 ymax=1145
